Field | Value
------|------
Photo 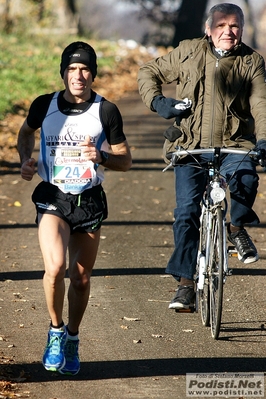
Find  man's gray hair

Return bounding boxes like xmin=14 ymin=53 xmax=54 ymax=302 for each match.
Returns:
xmin=206 ymin=3 xmax=244 ymax=29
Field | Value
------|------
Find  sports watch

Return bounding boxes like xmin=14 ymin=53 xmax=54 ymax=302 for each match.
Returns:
xmin=99 ymin=150 xmax=109 ymax=165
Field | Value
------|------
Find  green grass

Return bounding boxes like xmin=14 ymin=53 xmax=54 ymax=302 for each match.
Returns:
xmin=0 ymin=33 xmax=119 ymax=119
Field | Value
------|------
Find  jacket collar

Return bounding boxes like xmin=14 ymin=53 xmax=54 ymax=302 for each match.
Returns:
xmin=206 ymin=35 xmax=242 ymax=57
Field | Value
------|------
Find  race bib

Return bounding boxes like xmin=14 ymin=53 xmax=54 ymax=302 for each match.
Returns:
xmin=49 ymin=146 xmax=96 ymax=194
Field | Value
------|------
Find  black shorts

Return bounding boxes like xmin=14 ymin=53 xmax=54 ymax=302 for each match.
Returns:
xmin=32 ymin=181 xmax=108 ymax=234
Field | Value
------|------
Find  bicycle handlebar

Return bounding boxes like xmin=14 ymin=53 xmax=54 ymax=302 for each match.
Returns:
xmin=162 ymin=146 xmax=266 ymax=172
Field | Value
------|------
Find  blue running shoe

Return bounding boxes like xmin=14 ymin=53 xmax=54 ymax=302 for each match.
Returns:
xmin=59 ymin=338 xmax=80 ymax=375
xmin=42 ymin=326 xmax=67 ymax=371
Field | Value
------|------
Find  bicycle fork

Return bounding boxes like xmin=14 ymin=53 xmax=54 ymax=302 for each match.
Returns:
xmin=197 ymin=207 xmax=228 ymax=290
xmin=197 ymin=208 xmax=212 ymax=290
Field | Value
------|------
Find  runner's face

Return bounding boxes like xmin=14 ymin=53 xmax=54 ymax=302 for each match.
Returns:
xmin=205 ymin=11 xmax=242 ymax=51
xmin=63 ymin=63 xmax=93 ymax=103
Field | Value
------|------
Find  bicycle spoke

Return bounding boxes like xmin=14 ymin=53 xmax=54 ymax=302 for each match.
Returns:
xmin=197 ymin=206 xmax=210 ymax=326
xmin=199 ymin=284 xmax=210 ymax=326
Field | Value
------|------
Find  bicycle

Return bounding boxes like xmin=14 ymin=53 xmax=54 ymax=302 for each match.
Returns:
xmin=163 ymin=146 xmax=265 ymax=339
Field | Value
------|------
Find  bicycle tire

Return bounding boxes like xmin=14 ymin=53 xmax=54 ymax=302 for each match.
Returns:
xmin=209 ymin=206 xmax=224 ymax=339
xmin=198 ymin=206 xmax=210 ymax=327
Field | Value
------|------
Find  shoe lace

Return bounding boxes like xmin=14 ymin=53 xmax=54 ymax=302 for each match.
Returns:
xmin=178 ymin=285 xmax=193 ymax=292
xmin=47 ymin=334 xmax=63 ymax=355
xmin=64 ymin=340 xmax=78 ymax=361
xmin=174 ymin=285 xmax=194 ymax=299
xmin=236 ymin=230 xmax=253 ymax=252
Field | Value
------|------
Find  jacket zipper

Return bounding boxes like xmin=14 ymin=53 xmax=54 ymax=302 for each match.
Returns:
xmin=209 ymin=58 xmax=219 ymax=146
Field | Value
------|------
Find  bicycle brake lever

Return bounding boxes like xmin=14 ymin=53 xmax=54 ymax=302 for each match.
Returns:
xmin=162 ymin=161 xmax=173 ymax=172
xmin=163 ymin=152 xmax=181 ymax=172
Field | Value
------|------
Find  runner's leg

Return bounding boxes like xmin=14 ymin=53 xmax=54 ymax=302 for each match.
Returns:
xmin=38 ymin=213 xmax=70 ymax=327
xmin=67 ymin=229 xmax=101 ymax=333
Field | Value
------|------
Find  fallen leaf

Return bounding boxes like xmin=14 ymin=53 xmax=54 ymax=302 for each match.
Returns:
xmin=13 ymin=293 xmax=22 ymax=299
xmin=123 ymin=317 xmax=141 ymax=321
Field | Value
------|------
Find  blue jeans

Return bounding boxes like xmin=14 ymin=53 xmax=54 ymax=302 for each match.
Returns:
xmin=166 ymin=153 xmax=259 ymax=281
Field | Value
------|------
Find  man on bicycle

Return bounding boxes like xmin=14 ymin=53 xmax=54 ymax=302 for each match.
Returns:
xmin=137 ymin=3 xmax=266 ymax=309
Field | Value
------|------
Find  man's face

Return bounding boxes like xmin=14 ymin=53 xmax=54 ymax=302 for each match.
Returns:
xmin=63 ymin=63 xmax=93 ymax=103
xmin=205 ymin=11 xmax=243 ymax=51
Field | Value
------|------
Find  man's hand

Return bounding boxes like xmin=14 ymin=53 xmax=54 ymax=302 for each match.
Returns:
xmin=80 ymin=136 xmax=101 ymax=164
xmin=255 ymin=139 xmax=266 ymax=166
xmin=21 ymin=158 xmax=36 ymax=181
xmin=152 ymin=95 xmax=192 ymax=119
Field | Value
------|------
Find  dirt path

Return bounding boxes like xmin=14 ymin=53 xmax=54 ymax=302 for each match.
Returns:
xmin=0 ymin=86 xmax=266 ymax=399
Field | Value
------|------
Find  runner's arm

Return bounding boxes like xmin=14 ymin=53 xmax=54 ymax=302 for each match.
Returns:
xmin=82 ymin=100 xmax=132 ymax=171
xmin=17 ymin=119 xmax=37 ymax=181
xmin=80 ymin=136 xmax=132 ymax=171
xmin=104 ymin=140 xmax=132 ymax=171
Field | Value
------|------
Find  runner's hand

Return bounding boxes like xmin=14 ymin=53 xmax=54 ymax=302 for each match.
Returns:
xmin=21 ymin=158 xmax=36 ymax=181
xmin=80 ymin=136 xmax=101 ymax=164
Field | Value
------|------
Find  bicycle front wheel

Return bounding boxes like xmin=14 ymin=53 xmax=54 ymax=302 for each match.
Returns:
xmin=209 ymin=206 xmax=224 ymax=339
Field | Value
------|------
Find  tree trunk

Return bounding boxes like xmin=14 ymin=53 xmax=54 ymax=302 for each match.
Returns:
xmin=172 ymin=0 xmax=209 ymax=47
xmin=0 ymin=0 xmax=78 ymax=34
xmin=3 ymin=0 xmax=13 ymax=33
xmin=242 ymin=0 xmax=257 ymax=48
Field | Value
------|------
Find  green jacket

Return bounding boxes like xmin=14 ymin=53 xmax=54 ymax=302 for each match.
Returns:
xmin=138 ymin=37 xmax=266 ymax=152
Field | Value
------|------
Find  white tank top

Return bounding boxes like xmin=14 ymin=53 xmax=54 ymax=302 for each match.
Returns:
xmin=37 ymin=92 xmax=109 ymax=194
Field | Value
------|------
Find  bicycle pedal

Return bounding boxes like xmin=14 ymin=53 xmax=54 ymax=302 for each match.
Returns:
xmin=175 ymin=306 xmax=195 ymax=313
xmin=229 ymin=252 xmax=238 ymax=257
xmin=228 ymin=246 xmax=238 ymax=257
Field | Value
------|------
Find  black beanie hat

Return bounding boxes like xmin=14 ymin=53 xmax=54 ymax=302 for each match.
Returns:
xmin=60 ymin=41 xmax=97 ymax=80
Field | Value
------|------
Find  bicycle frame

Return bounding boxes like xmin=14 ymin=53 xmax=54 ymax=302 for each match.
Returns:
xmin=199 ymin=148 xmax=229 ymax=281
xmin=197 ymin=154 xmax=228 ymax=339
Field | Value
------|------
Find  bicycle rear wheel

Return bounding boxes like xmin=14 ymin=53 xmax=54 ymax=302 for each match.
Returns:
xmin=198 ymin=206 xmax=210 ymax=327
xmin=209 ymin=206 xmax=224 ymax=339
